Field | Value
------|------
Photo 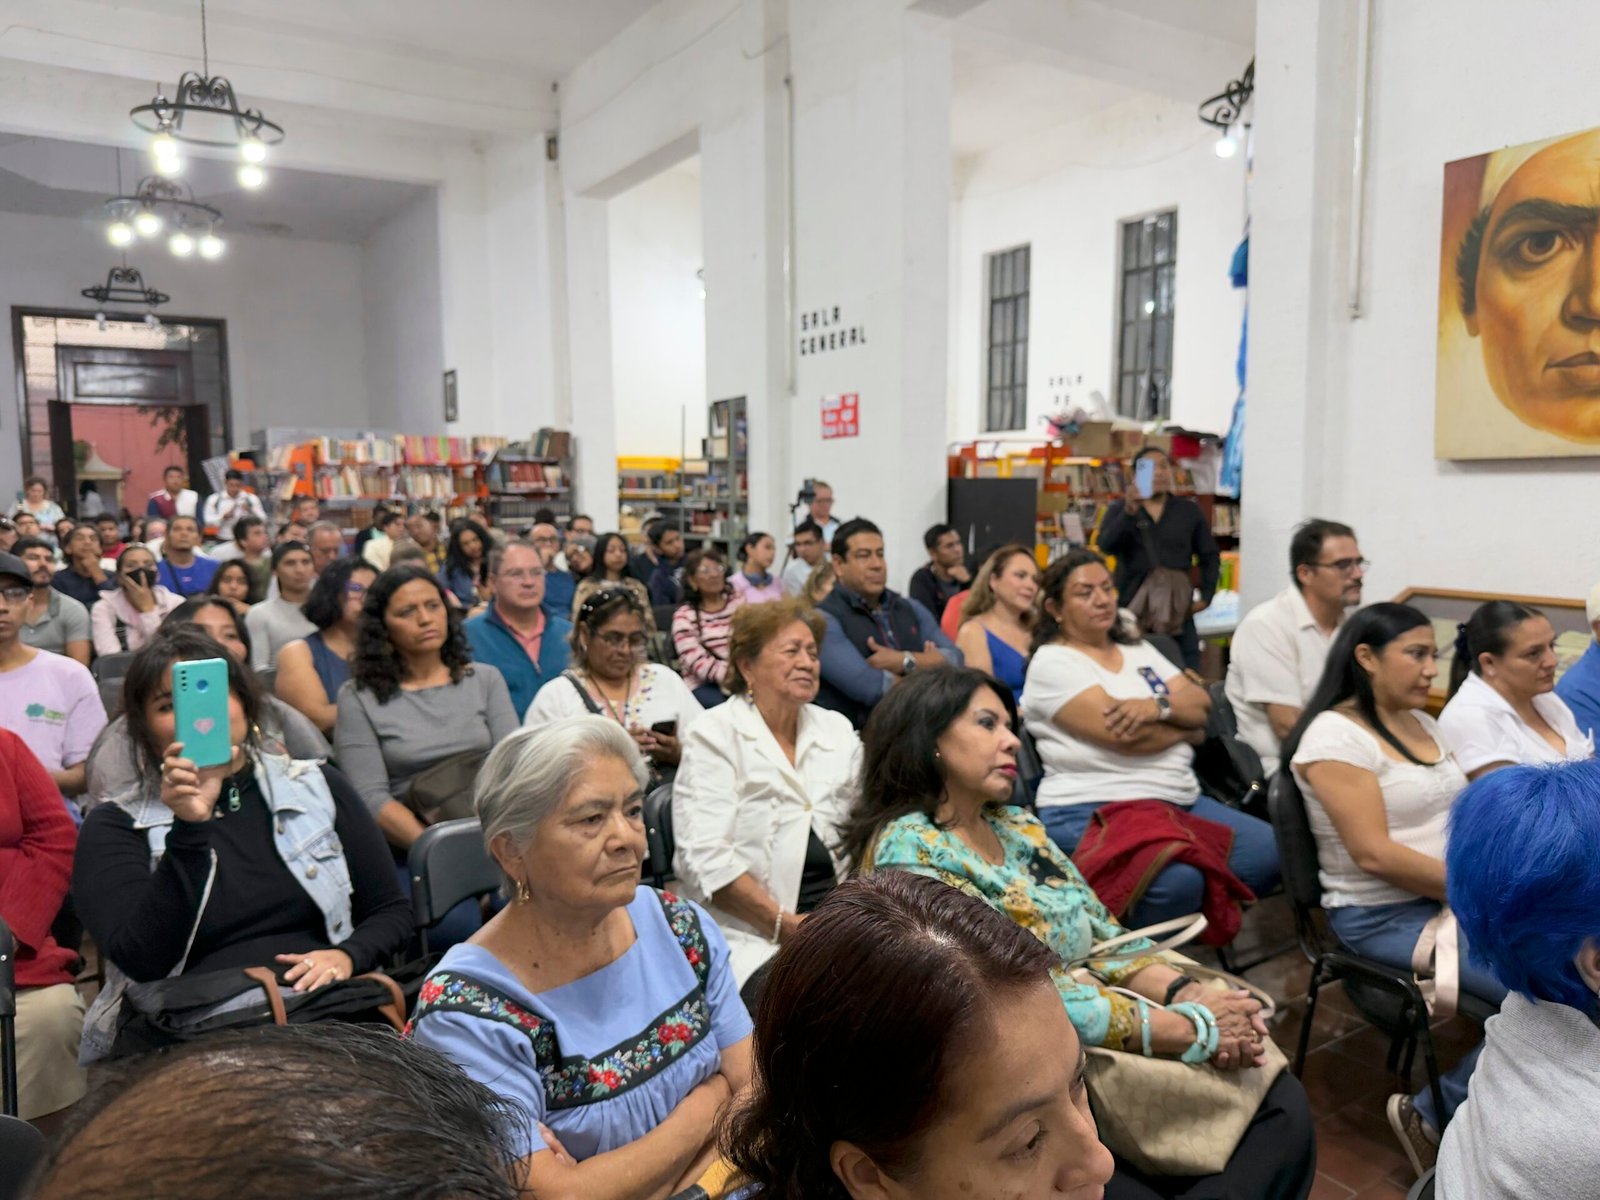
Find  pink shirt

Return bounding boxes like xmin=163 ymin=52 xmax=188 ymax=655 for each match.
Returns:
xmin=506 ymin=609 xmax=546 ymax=665
xmin=0 ymin=649 xmax=106 ymax=774
xmin=730 ymin=573 xmax=784 ymax=605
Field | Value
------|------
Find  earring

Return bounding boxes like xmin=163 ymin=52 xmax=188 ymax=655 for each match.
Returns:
xmin=514 ymin=877 xmax=532 ymax=903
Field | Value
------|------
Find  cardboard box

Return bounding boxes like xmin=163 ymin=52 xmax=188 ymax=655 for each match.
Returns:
xmin=1069 ymin=421 xmax=1114 ymax=457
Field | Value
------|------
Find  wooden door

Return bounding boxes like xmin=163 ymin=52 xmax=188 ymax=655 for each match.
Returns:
xmin=52 ymin=346 xmax=199 ymax=505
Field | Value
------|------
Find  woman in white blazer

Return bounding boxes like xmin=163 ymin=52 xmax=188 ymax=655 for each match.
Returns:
xmin=672 ymin=598 xmax=860 ymax=988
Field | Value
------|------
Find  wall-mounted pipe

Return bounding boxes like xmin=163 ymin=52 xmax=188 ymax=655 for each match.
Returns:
xmin=1348 ymin=0 xmax=1374 ymax=319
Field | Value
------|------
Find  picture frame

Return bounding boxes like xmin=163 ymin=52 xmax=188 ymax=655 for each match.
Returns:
xmin=443 ymin=369 xmax=458 ymax=423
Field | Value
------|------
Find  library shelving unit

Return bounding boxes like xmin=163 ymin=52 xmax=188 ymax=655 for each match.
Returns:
xmin=616 ymin=397 xmax=748 ymax=555
xmin=483 ymin=429 xmax=575 ymax=530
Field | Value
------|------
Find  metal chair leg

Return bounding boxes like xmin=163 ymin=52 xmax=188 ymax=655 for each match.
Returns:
xmin=1294 ymin=960 xmax=1324 ymax=1076
xmin=1419 ymin=1021 xmax=1447 ymax=1130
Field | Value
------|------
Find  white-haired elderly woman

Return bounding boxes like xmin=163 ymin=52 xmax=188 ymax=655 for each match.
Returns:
xmin=405 ymin=715 xmax=752 ymax=1199
xmin=1436 ymin=760 xmax=1600 ymax=1199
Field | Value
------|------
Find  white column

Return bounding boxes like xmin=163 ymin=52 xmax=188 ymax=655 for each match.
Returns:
xmin=564 ymin=194 xmax=620 ymax=529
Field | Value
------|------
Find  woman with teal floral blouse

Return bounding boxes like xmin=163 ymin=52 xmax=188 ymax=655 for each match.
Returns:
xmin=840 ymin=667 xmax=1316 ymax=1199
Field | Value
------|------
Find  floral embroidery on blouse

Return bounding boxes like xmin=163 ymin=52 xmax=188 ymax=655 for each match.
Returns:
xmin=405 ymin=889 xmax=714 ymax=1108
xmin=864 ymin=805 xmax=1165 ymax=1050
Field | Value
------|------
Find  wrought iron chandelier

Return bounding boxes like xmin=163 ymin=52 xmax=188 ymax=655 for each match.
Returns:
xmin=1199 ymin=59 xmax=1254 ymax=159
xmin=128 ymin=0 xmax=285 ymax=188
xmin=104 ymin=176 xmax=225 ymax=259
xmin=81 ymin=264 xmax=170 ymax=329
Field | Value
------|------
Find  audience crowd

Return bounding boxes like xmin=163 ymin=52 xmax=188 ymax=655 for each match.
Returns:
xmin=5 ymin=468 xmax=1599 ymax=1199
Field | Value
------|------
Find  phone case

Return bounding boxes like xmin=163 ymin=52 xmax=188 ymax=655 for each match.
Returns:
xmin=172 ymin=658 xmax=233 ymax=768
xmin=1134 ymin=458 xmax=1156 ymax=499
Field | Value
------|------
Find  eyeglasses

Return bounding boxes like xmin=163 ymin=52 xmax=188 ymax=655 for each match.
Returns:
xmin=0 ymin=583 xmax=30 ymax=605
xmin=593 ymin=631 xmax=649 ymax=650
xmin=530 ymin=535 xmax=560 ymax=546
xmin=344 ymin=582 xmax=369 ymax=595
xmin=499 ymin=568 xmax=545 ymax=581
xmin=1310 ymin=557 xmax=1369 ymax=575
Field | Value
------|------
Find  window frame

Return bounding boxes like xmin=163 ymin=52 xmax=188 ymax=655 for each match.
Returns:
xmin=1113 ymin=210 xmax=1178 ymax=421
xmin=981 ymin=244 xmax=1030 ymax=433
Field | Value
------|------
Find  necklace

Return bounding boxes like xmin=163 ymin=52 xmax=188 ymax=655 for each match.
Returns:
xmin=212 ymin=775 xmax=243 ymax=819
xmin=585 ymin=669 xmax=635 ymax=725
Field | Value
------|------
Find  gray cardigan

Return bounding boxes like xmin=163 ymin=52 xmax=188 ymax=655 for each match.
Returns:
xmin=1437 ymin=990 xmax=1600 ymax=1198
xmin=333 ymin=665 xmax=517 ymax=815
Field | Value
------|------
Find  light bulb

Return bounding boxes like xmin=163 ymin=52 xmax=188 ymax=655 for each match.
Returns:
xmin=237 ymin=164 xmax=265 ymax=189
xmin=154 ymin=151 xmax=183 ymax=177
xmin=107 ymin=221 xmax=134 ymax=247
xmin=144 ymin=312 xmax=161 ymax=329
xmin=199 ymin=233 xmax=225 ymax=259
xmin=169 ymin=231 xmax=195 ymax=257
xmin=95 ymin=311 xmax=108 ymax=331
xmin=134 ymin=209 xmax=163 ymax=237
xmin=1214 ymin=129 xmax=1238 ymax=159
xmin=151 ymin=132 xmax=178 ymax=160
xmin=240 ymin=136 xmax=267 ymax=164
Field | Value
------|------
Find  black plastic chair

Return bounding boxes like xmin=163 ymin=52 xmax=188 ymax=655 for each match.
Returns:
xmin=1267 ymin=772 xmax=1487 ymax=1124
xmin=0 ymin=1114 xmax=44 ymax=1200
xmin=1406 ymin=1168 xmax=1435 ymax=1200
xmin=1194 ymin=681 xmax=1267 ymax=816
xmin=407 ymin=819 xmax=499 ymax=957
xmin=1145 ymin=632 xmax=1184 ymax=669
xmin=643 ymin=783 xmax=676 ymax=886
xmin=90 ymin=650 xmax=135 ymax=684
xmin=1012 ymin=725 xmax=1044 ymax=809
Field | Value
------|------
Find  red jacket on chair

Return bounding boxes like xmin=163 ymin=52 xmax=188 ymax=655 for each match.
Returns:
xmin=1071 ymin=799 xmax=1255 ymax=946
xmin=0 ymin=728 xmax=80 ymax=988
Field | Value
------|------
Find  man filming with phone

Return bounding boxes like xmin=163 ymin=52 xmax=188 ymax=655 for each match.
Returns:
xmin=1096 ymin=446 xmax=1220 ymax=671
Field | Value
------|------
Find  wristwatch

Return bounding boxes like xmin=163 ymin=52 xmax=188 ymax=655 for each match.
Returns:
xmin=902 ymin=651 xmax=917 ymax=675
xmin=1154 ymin=695 xmax=1173 ymax=722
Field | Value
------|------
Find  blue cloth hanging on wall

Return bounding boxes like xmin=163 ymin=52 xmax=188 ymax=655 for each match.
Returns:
xmin=1219 ymin=235 xmax=1249 ymax=497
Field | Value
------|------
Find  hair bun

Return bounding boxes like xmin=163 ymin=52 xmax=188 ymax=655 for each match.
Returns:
xmin=1453 ymin=621 xmax=1471 ymax=659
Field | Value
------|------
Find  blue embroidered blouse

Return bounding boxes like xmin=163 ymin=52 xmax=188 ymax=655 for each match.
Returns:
xmin=406 ymin=887 xmax=751 ymax=1161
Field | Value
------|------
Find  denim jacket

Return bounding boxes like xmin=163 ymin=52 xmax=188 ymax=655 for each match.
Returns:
xmin=81 ymin=752 xmax=354 ymax=1063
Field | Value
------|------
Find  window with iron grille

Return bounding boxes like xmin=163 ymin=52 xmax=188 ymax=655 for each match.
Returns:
xmin=1115 ymin=211 xmax=1177 ymax=420
xmin=983 ymin=245 xmax=1030 ymax=432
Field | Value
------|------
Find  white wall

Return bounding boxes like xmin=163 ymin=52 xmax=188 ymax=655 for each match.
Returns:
xmin=361 ymin=189 xmax=444 ymax=434
xmin=607 ymin=164 xmax=708 ymax=459
xmin=0 ymin=208 xmax=367 ymax=493
xmin=1246 ymin=0 xmax=1600 ymax=608
xmin=952 ymin=94 xmax=1247 ymax=441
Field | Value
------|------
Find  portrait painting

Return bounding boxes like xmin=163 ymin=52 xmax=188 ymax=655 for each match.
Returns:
xmin=1437 ymin=126 xmax=1600 ymax=459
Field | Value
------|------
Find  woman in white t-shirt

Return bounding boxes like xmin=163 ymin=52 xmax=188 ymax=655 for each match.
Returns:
xmin=1285 ymin=602 xmax=1507 ymax=1176
xmin=1021 ymin=549 xmax=1280 ymax=927
xmin=1438 ymin=600 xmax=1593 ymax=779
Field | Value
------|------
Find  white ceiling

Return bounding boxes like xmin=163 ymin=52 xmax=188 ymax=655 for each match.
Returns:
xmin=0 ymin=134 xmax=429 ymax=243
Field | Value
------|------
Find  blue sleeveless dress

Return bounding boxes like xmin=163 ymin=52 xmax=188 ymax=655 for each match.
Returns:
xmin=985 ymin=628 xmax=1027 ymax=708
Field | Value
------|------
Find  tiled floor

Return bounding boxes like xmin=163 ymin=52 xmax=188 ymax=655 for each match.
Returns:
xmin=1201 ymin=897 xmax=1478 ymax=1199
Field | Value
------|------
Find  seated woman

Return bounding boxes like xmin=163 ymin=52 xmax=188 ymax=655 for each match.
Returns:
xmin=206 ymin=559 xmax=257 ymax=615
xmin=525 ymin=588 xmax=702 ymax=780
xmin=74 ymin=626 xmax=413 ymax=1062
xmin=847 ymin=667 xmax=1313 ymax=1200
xmin=673 ymin=598 xmax=856 ymax=990
xmin=86 ymin=597 xmax=329 ymax=808
xmin=92 ymin=543 xmax=181 ymax=656
xmin=275 ymin=557 xmax=377 ymax=737
xmin=1437 ymin=761 xmax=1600 ymax=1199
xmin=334 ymin=565 xmax=518 ymax=855
xmin=672 ymin=548 xmax=743 ymax=708
xmin=723 ymin=871 xmax=1115 ymax=1200
xmin=438 ymin=519 xmax=492 ymax=609
xmin=407 ymin=716 xmax=751 ymax=1198
xmin=1438 ymin=599 xmax=1592 ymax=779
xmin=1022 ymin=550 xmax=1279 ymax=928
xmin=0 ymin=729 xmax=86 ymax=1121
xmin=1283 ymin=602 xmax=1507 ymax=1174
xmin=572 ymin=533 xmax=656 ymax=629
xmin=953 ymin=543 xmax=1040 ymax=707
xmin=729 ymin=532 xmax=783 ymax=604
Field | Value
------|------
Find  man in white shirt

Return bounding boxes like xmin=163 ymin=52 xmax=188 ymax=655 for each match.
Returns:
xmin=201 ymin=470 xmax=267 ymax=541
xmin=792 ymin=480 xmax=839 ymax=545
xmin=145 ymin=466 xmax=198 ymax=521
xmin=782 ymin=520 xmax=828 ymax=596
xmin=1225 ymin=519 xmax=1365 ymax=775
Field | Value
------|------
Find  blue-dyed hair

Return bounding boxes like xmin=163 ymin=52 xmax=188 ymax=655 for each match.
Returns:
xmin=1447 ymin=762 xmax=1600 ymax=1010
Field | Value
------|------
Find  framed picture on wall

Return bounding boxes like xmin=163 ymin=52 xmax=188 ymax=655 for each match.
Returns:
xmin=1437 ymin=125 xmax=1600 ymax=459
xmin=443 ymin=369 xmax=458 ymax=423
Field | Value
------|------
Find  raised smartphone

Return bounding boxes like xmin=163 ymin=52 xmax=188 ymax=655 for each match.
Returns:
xmin=172 ymin=657 xmax=233 ymax=768
xmin=1134 ymin=456 xmax=1156 ymax=500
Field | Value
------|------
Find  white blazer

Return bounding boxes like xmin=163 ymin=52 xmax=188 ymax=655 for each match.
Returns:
xmin=671 ymin=696 xmax=860 ymax=984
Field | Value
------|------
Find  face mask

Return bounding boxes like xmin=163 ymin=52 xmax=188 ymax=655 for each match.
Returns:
xmin=127 ymin=568 xmax=158 ymax=588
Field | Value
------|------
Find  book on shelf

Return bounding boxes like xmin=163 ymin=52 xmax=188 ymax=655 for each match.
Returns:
xmin=486 ymin=461 xmax=565 ymax=491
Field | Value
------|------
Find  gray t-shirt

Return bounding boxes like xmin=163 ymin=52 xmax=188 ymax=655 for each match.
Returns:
xmin=244 ymin=597 xmax=316 ymax=671
xmin=21 ymin=588 xmax=90 ymax=656
xmin=1437 ymin=991 xmax=1600 ymax=1198
xmin=333 ymin=664 xmax=518 ymax=815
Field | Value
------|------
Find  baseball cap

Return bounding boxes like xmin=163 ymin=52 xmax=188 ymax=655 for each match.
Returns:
xmin=0 ymin=551 xmax=30 ymax=586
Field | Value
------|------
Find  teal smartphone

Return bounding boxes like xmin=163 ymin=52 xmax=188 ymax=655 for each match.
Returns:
xmin=172 ymin=658 xmax=233 ymax=768
xmin=1134 ymin=457 xmax=1156 ymax=500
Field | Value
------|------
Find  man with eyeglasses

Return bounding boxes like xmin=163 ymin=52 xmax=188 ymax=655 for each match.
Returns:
xmin=464 ymin=539 xmax=573 ymax=720
xmin=1226 ymin=518 xmax=1367 ymax=775
xmin=0 ymin=550 xmax=106 ymax=807
xmin=525 ymin=522 xmax=575 ymax=621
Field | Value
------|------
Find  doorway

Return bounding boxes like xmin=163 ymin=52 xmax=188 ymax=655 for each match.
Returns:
xmin=13 ymin=310 xmax=230 ymax=522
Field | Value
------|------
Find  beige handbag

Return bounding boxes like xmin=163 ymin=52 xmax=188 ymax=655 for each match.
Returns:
xmin=1068 ymin=915 xmax=1288 ymax=1178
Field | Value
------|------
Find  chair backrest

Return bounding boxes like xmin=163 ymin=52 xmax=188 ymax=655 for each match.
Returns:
xmin=1146 ymin=632 xmax=1184 ymax=668
xmin=1266 ymin=771 xmax=1329 ymax=956
xmin=255 ymin=666 xmax=277 ymax=694
xmin=0 ymin=1115 xmax=45 ymax=1199
xmin=1406 ymin=1168 xmax=1435 ymax=1200
xmin=91 ymin=650 xmax=135 ymax=683
xmin=1013 ymin=724 xmax=1044 ymax=807
xmin=407 ymin=819 xmax=499 ymax=935
xmin=1206 ymin=680 xmax=1238 ymax=738
xmin=643 ymin=783 xmax=676 ymax=885
xmin=99 ymin=678 xmax=126 ymax=720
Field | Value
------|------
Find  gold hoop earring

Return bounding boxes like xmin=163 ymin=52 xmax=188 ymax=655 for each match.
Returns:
xmin=514 ymin=877 xmax=532 ymax=903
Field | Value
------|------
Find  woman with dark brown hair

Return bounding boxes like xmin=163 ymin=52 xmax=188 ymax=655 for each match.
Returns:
xmin=722 ymin=870 xmax=1114 ymax=1200
xmin=672 ymin=547 xmax=743 ymax=708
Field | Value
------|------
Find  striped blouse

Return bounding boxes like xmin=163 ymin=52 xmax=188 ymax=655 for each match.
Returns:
xmin=671 ymin=594 xmax=744 ymax=688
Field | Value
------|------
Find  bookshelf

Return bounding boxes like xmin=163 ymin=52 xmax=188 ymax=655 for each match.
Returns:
xmin=483 ymin=429 xmax=575 ymax=530
xmin=616 ymin=397 xmax=748 ymax=553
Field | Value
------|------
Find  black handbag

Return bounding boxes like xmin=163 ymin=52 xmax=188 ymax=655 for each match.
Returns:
xmin=401 ymin=750 xmax=487 ymax=826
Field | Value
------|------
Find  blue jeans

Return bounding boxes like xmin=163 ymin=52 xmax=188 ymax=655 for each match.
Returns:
xmin=1326 ymin=898 xmax=1506 ymax=1130
xmin=1038 ymin=795 xmax=1281 ymax=928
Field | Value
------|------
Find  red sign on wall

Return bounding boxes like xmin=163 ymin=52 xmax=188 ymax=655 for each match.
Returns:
xmin=821 ymin=393 xmax=859 ymax=440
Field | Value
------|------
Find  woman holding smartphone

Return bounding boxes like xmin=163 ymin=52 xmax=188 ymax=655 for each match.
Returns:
xmin=73 ymin=625 xmax=412 ymax=1062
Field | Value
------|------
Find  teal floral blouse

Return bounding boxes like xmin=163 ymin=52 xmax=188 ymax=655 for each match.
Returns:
xmin=865 ymin=804 xmax=1164 ymax=1049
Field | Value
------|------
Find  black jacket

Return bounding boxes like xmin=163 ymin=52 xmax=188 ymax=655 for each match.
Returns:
xmin=1097 ymin=498 xmax=1220 ymax=607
